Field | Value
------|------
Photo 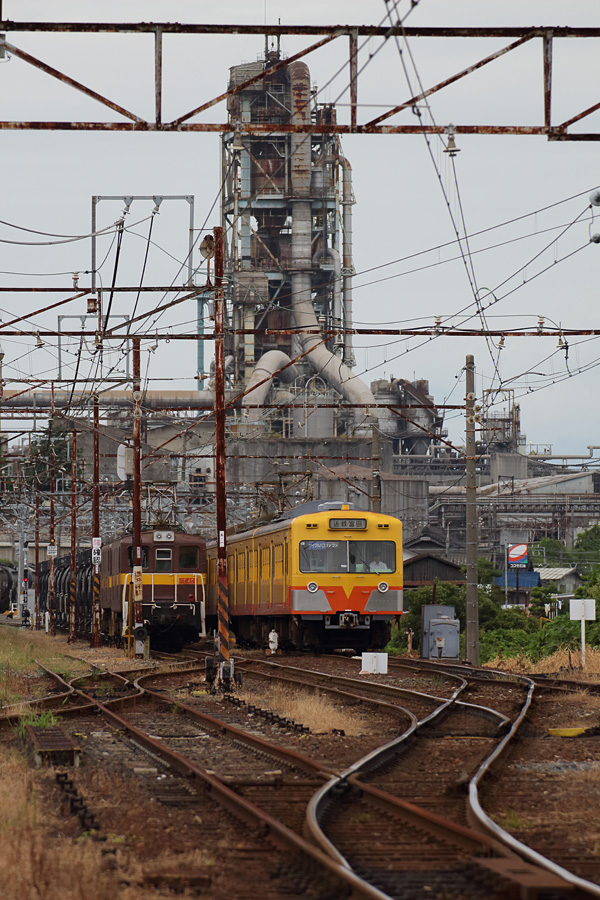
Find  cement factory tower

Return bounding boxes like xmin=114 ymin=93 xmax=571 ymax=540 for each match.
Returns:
xmin=216 ymin=47 xmax=374 ymax=439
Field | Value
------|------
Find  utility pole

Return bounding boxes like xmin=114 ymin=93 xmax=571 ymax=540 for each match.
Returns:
xmin=131 ymin=337 xmax=143 ymax=658
xmin=465 ymin=354 xmax=479 ymax=665
xmin=49 ymin=448 xmax=56 ymax=635
xmin=34 ymin=486 xmax=40 ymax=630
xmin=371 ymin=424 xmax=381 ymax=513
xmin=214 ymin=225 xmax=231 ymax=685
xmin=68 ymin=428 xmax=77 ymax=642
xmin=90 ymin=396 xmax=101 ymax=647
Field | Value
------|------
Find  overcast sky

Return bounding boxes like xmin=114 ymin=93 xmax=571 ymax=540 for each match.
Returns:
xmin=1 ymin=1 xmax=599 ymax=456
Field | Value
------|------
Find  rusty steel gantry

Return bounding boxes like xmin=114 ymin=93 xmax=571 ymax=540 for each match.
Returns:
xmin=0 ymin=21 xmax=598 ymax=139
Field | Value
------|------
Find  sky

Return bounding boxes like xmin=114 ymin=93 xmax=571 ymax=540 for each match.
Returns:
xmin=1 ymin=1 xmax=600 ymax=456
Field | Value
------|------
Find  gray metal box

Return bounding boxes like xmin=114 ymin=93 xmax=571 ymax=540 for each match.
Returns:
xmin=421 ymin=604 xmax=460 ymax=660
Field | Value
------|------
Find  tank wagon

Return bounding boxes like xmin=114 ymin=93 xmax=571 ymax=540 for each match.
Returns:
xmin=206 ymin=503 xmax=403 ymax=650
xmin=0 ymin=562 xmax=17 ymax=614
xmin=38 ymin=529 xmax=206 ymax=648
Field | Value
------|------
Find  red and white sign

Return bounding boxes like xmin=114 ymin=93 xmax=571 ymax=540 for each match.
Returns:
xmin=508 ymin=543 xmax=528 ymax=567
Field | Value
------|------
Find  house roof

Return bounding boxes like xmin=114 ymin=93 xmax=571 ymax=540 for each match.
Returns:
xmin=495 ymin=571 xmax=542 ymax=589
xmin=537 ymin=566 xmax=580 ymax=582
xmin=403 ymin=552 xmax=463 ymax=572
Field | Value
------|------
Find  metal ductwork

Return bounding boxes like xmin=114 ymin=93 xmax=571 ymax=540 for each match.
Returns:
xmin=288 ymin=61 xmax=375 ymax=422
xmin=241 ymin=350 xmax=298 ymax=410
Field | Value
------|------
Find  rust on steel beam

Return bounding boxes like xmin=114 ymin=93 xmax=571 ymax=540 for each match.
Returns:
xmin=0 ymin=286 xmax=194 ymax=292
xmin=1 ymin=23 xmax=599 ymax=38
xmin=155 ymin=26 xmax=162 ymax=126
xmin=0 ymin=121 xmax=553 ymax=135
xmin=349 ymin=29 xmax=358 ymax=132
xmin=558 ymin=99 xmax=600 ymax=131
xmin=170 ymin=33 xmax=339 ymax=127
xmin=3 ymin=327 xmax=600 ymax=339
xmin=366 ymin=34 xmax=534 ymax=128
xmin=2 ymin=40 xmax=146 ymax=124
xmin=543 ymin=32 xmax=553 ymax=130
xmin=0 ymin=290 xmax=89 ymax=330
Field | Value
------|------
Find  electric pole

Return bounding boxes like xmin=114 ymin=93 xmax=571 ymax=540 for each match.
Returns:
xmin=131 ymin=337 xmax=143 ymax=658
xmin=214 ymin=225 xmax=231 ymax=684
xmin=465 ymin=354 xmax=479 ymax=665
xmin=68 ymin=428 xmax=77 ymax=642
xmin=90 ymin=395 xmax=101 ymax=647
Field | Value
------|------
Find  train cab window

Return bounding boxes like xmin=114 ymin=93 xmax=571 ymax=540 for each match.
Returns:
xmin=349 ymin=541 xmax=395 ymax=574
xmin=179 ymin=546 xmax=199 ymax=569
xmin=127 ymin=546 xmax=149 ymax=568
xmin=155 ymin=548 xmax=172 ymax=573
xmin=299 ymin=540 xmax=347 ymax=574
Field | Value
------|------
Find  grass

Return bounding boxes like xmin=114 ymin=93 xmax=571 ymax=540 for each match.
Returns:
xmin=0 ymin=628 xmax=89 ymax=678
xmin=484 ymin=646 xmax=600 ymax=678
xmin=495 ymin=809 xmax=534 ymax=831
xmin=0 ymin=748 xmax=118 ymax=900
xmin=16 ymin=709 xmax=60 ymax=739
xmin=240 ymin=683 xmax=369 ymax=735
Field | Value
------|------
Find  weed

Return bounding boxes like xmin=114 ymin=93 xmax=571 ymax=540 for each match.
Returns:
xmin=496 ymin=809 xmax=533 ymax=830
xmin=16 ymin=709 xmax=60 ymax=740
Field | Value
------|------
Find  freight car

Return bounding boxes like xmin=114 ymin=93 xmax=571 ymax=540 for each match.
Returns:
xmin=206 ymin=503 xmax=403 ymax=650
xmin=0 ymin=562 xmax=17 ymax=614
xmin=38 ymin=529 xmax=207 ymax=648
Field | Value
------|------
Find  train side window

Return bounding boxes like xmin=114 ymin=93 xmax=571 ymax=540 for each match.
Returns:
xmin=127 ymin=546 xmax=149 ymax=568
xmin=179 ymin=546 xmax=199 ymax=569
xmin=155 ymin=548 xmax=172 ymax=573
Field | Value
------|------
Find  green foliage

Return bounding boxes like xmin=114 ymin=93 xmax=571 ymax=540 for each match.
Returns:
xmin=479 ymin=629 xmax=533 ymax=663
xmin=16 ymin=709 xmax=60 ymax=739
xmin=477 ymin=557 xmax=501 ymax=585
xmin=530 ymin=537 xmax=568 ymax=568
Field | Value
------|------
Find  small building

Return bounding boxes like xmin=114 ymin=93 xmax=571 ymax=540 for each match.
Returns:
xmin=537 ymin=566 xmax=583 ymax=594
xmin=403 ymin=551 xmax=464 ymax=588
xmin=495 ymin=570 xmax=542 ymax=606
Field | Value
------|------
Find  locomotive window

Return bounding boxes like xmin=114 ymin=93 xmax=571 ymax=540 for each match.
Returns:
xmin=299 ymin=540 xmax=347 ymax=573
xmin=156 ymin=548 xmax=172 ymax=573
xmin=349 ymin=541 xmax=395 ymax=574
xmin=179 ymin=546 xmax=199 ymax=569
xmin=127 ymin=546 xmax=149 ymax=568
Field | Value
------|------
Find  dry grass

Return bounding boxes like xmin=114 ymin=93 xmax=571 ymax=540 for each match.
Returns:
xmin=240 ymin=683 xmax=368 ymax=735
xmin=0 ymin=749 xmax=117 ymax=900
xmin=0 ymin=747 xmax=204 ymax=900
xmin=553 ymin=688 xmax=600 ymax=710
xmin=485 ymin=646 xmax=600 ymax=679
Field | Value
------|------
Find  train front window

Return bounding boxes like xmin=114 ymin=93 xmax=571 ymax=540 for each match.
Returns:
xmin=350 ymin=541 xmax=395 ymax=573
xmin=299 ymin=541 xmax=347 ymax=573
xmin=156 ymin=548 xmax=172 ymax=573
xmin=179 ymin=546 xmax=199 ymax=569
xmin=127 ymin=546 xmax=149 ymax=568
xmin=300 ymin=540 xmax=396 ymax=574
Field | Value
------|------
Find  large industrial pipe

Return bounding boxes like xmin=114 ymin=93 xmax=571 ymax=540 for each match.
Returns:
xmin=241 ymin=350 xmax=298 ymax=409
xmin=2 ymin=389 xmax=231 ymax=410
xmin=313 ymin=247 xmax=342 ymax=343
xmin=288 ymin=61 xmax=375 ymax=422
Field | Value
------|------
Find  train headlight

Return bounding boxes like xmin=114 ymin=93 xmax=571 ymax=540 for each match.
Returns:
xmin=378 ymin=581 xmax=389 ymax=593
xmin=307 ymin=581 xmax=319 ymax=593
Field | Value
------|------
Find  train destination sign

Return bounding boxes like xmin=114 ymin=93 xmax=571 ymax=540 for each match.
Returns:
xmin=508 ymin=543 xmax=528 ymax=568
xmin=329 ymin=518 xmax=367 ymax=530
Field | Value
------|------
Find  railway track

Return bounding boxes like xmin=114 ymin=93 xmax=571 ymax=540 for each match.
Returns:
xmin=3 ymin=650 xmax=600 ymax=898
